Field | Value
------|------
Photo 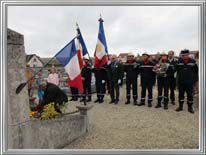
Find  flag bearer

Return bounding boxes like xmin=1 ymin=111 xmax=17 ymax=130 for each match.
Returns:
xmin=153 ymin=52 xmax=170 ymax=109
xmin=124 ymin=53 xmax=140 ymax=105
xmin=176 ymin=49 xmax=198 ymax=113
xmin=167 ymin=50 xmax=178 ymax=105
xmin=80 ymin=57 xmax=92 ymax=102
xmin=107 ymin=54 xmax=124 ymax=104
xmin=138 ymin=53 xmax=155 ymax=107
xmin=93 ymin=65 xmax=108 ymax=103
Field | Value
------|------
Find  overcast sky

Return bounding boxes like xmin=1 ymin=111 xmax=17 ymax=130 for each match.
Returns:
xmin=8 ymin=6 xmax=199 ymax=57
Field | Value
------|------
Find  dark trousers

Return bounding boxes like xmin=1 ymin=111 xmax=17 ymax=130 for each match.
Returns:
xmin=70 ymin=87 xmax=78 ymax=100
xmin=157 ymin=77 xmax=169 ymax=104
xmin=126 ymin=78 xmax=137 ymax=101
xmin=141 ymin=78 xmax=153 ymax=103
xmin=110 ymin=82 xmax=120 ymax=101
xmin=82 ymin=82 xmax=91 ymax=100
xmin=178 ymin=82 xmax=193 ymax=106
xmin=96 ymin=80 xmax=106 ymax=101
xmin=168 ymin=76 xmax=176 ymax=102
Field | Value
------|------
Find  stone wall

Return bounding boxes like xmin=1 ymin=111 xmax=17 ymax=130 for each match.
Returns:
xmin=22 ymin=114 xmax=88 ymax=149
xmin=7 ymin=28 xmax=32 ymax=149
xmin=7 ymin=28 xmax=89 ymax=149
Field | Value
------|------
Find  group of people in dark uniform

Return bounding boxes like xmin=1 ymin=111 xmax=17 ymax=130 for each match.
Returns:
xmin=70 ymin=49 xmax=198 ymax=114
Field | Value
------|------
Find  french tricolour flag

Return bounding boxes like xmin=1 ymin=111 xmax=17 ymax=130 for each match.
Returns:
xmin=55 ymin=39 xmax=83 ymax=93
xmin=94 ymin=17 xmax=108 ymax=68
xmin=76 ymin=24 xmax=89 ymax=69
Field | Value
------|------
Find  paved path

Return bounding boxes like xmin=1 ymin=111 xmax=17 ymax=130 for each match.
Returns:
xmin=64 ymin=84 xmax=199 ymax=149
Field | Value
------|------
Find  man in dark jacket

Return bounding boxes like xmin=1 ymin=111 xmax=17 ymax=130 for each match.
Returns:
xmin=167 ymin=50 xmax=178 ymax=105
xmin=138 ymin=53 xmax=155 ymax=107
xmin=92 ymin=65 xmax=108 ymax=103
xmin=176 ymin=49 xmax=198 ymax=113
xmin=124 ymin=53 xmax=139 ymax=105
xmin=38 ymin=82 xmax=68 ymax=113
xmin=80 ymin=58 xmax=92 ymax=102
xmin=107 ymin=54 xmax=124 ymax=104
xmin=153 ymin=52 xmax=170 ymax=109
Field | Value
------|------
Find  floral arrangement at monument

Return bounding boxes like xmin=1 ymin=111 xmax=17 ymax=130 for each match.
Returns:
xmin=40 ymin=103 xmax=61 ymax=120
xmin=29 ymin=102 xmax=69 ymax=120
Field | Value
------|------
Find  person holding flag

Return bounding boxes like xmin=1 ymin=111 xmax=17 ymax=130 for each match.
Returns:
xmin=76 ymin=23 xmax=93 ymax=103
xmin=92 ymin=15 xmax=109 ymax=104
xmin=81 ymin=57 xmax=92 ymax=102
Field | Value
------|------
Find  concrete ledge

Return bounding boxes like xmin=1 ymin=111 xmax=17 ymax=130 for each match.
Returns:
xmin=20 ymin=114 xmax=88 ymax=149
xmin=76 ymin=105 xmax=93 ymax=115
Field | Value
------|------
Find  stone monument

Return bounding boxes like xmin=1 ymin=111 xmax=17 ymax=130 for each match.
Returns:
xmin=6 ymin=28 xmax=91 ymax=149
xmin=7 ymin=28 xmax=32 ymax=148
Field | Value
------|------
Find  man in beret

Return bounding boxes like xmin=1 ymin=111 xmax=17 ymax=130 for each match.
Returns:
xmin=123 ymin=52 xmax=140 ymax=105
xmin=138 ymin=52 xmax=155 ymax=107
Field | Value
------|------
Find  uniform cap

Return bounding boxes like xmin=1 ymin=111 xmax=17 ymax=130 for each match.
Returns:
xmin=161 ymin=52 xmax=167 ymax=56
xmin=142 ymin=52 xmax=149 ymax=56
xmin=180 ymin=49 xmax=190 ymax=55
xmin=128 ymin=52 xmax=134 ymax=56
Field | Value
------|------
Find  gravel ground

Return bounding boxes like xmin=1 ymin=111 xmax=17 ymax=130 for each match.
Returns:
xmin=64 ymin=84 xmax=199 ymax=149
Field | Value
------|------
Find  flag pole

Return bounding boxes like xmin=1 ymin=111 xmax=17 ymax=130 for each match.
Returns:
xmin=16 ymin=36 xmax=78 ymax=94
xmin=76 ymin=22 xmax=93 ymax=66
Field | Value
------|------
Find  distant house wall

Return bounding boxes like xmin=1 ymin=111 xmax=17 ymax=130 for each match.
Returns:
xmin=27 ymin=55 xmax=44 ymax=68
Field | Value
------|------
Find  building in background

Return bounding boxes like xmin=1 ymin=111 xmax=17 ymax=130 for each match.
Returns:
xmin=118 ymin=53 xmax=129 ymax=63
xmin=26 ymin=54 xmax=44 ymax=68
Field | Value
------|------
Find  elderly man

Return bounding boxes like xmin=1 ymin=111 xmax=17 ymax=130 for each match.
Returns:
xmin=176 ymin=49 xmax=198 ymax=113
xmin=107 ymin=54 xmax=124 ymax=104
xmin=167 ymin=50 xmax=178 ymax=105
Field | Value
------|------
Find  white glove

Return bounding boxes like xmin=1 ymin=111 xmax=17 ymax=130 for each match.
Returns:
xmin=118 ymin=79 xmax=121 ymax=84
xmin=107 ymin=60 xmax=111 ymax=65
xmin=102 ymin=80 xmax=105 ymax=84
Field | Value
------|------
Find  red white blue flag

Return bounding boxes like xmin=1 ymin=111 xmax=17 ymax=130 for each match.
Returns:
xmin=55 ymin=39 xmax=83 ymax=93
xmin=76 ymin=24 xmax=89 ymax=68
xmin=94 ymin=17 xmax=108 ymax=68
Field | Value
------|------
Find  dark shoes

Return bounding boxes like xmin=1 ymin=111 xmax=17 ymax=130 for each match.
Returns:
xmin=148 ymin=103 xmax=152 ymax=107
xmin=80 ymin=99 xmax=85 ymax=102
xmin=86 ymin=98 xmax=92 ymax=102
xmin=176 ymin=106 xmax=183 ymax=112
xmin=134 ymin=100 xmax=138 ymax=105
xmin=69 ymin=98 xmax=74 ymax=101
xmin=99 ymin=99 xmax=104 ymax=103
xmin=138 ymin=102 xmax=145 ymax=106
xmin=115 ymin=100 xmax=119 ymax=104
xmin=163 ymin=104 xmax=168 ymax=110
xmin=110 ymin=99 xmax=118 ymax=104
xmin=155 ymin=104 xmax=161 ymax=108
xmin=125 ymin=100 xmax=130 ymax=104
xmin=109 ymin=100 xmax=115 ymax=104
xmin=70 ymin=98 xmax=78 ymax=101
xmin=188 ymin=106 xmax=194 ymax=114
xmin=94 ymin=99 xmax=99 ymax=103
